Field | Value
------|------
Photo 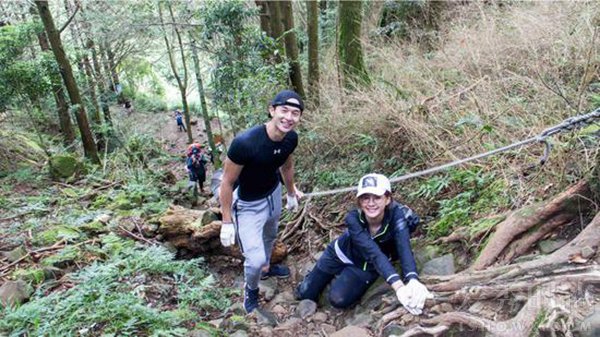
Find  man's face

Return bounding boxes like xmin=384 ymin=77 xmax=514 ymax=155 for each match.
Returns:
xmin=269 ymin=102 xmax=301 ymax=133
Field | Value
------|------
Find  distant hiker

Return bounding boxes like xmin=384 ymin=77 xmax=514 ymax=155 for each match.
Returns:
xmin=295 ymin=173 xmax=433 ymax=314
xmin=175 ymin=110 xmax=186 ymax=132
xmin=187 ymin=143 xmax=208 ymax=193
xmin=219 ymin=89 xmax=305 ymax=313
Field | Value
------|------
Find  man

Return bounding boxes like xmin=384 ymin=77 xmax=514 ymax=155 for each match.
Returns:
xmin=175 ymin=110 xmax=186 ymax=132
xmin=219 ymin=89 xmax=304 ymax=313
xmin=186 ymin=143 xmax=209 ymax=194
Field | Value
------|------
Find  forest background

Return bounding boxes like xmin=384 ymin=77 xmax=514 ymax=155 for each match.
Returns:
xmin=0 ymin=1 xmax=599 ymax=336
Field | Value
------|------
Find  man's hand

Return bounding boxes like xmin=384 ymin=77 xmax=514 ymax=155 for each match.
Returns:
xmin=286 ymin=194 xmax=299 ymax=212
xmin=395 ymin=279 xmax=433 ymax=315
xmin=220 ymin=222 xmax=235 ymax=247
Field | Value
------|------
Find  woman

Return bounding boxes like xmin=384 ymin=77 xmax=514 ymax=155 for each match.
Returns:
xmin=296 ymin=173 xmax=432 ymax=314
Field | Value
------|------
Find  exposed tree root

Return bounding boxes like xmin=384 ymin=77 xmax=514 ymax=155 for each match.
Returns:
xmin=473 ymin=180 xmax=593 ymax=270
xmin=391 ymin=212 xmax=600 ymax=337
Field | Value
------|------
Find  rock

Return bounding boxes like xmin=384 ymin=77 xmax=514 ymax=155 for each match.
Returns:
xmin=271 ymin=304 xmax=287 ymax=316
xmin=313 ymin=312 xmax=328 ymax=323
xmin=430 ymin=303 xmax=453 ymax=314
xmin=259 ymin=278 xmax=277 ymax=301
xmin=581 ymin=246 xmax=595 ymax=259
xmin=321 ymin=324 xmax=337 ymax=335
xmin=345 ymin=311 xmax=374 ymax=328
xmin=297 ymin=299 xmax=317 ymax=319
xmin=41 ymin=246 xmax=80 ymax=268
xmin=208 ymin=319 xmax=223 ymax=328
xmin=229 ymin=331 xmax=248 ymax=337
xmin=412 ymin=245 xmax=440 ymax=269
xmin=226 ymin=303 xmax=246 ymax=316
xmin=49 ymin=154 xmax=80 ymax=179
xmin=187 ymin=330 xmax=211 ymax=337
xmin=259 ymin=327 xmax=273 ymax=337
xmin=575 ymin=306 xmax=600 ymax=337
xmin=95 ymin=214 xmax=112 ymax=224
xmin=1 ymin=245 xmax=27 ymax=262
xmin=382 ymin=324 xmax=407 ymax=337
xmin=0 ymin=280 xmax=33 ymax=307
xmin=330 ymin=326 xmax=371 ymax=337
xmin=538 ymin=239 xmax=568 ymax=254
xmin=254 ymin=308 xmax=278 ymax=327
xmin=274 ymin=317 xmax=302 ymax=331
xmin=271 ymin=291 xmax=296 ymax=305
xmin=421 ymin=254 xmax=455 ymax=276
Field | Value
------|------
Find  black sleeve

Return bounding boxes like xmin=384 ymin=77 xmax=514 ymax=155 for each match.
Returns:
xmin=227 ymin=136 xmax=250 ymax=165
xmin=345 ymin=210 xmax=401 ymax=285
xmin=391 ymin=206 xmax=419 ymax=282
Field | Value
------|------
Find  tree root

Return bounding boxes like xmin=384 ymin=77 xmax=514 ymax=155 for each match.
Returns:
xmin=473 ymin=180 xmax=593 ymax=270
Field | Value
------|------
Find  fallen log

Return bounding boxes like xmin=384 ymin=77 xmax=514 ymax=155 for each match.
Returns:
xmin=157 ymin=205 xmax=288 ymax=263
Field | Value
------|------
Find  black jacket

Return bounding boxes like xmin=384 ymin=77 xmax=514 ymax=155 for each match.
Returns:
xmin=335 ymin=201 xmax=419 ymax=285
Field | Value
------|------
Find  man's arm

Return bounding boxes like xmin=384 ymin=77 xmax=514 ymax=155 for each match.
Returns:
xmin=279 ymin=155 xmax=300 ymax=197
xmin=219 ymin=157 xmax=243 ymax=223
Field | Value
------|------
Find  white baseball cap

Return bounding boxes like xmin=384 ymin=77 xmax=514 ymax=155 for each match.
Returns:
xmin=356 ymin=173 xmax=391 ymax=197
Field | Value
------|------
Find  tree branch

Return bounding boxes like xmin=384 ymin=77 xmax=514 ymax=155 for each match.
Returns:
xmin=59 ymin=4 xmax=79 ymax=34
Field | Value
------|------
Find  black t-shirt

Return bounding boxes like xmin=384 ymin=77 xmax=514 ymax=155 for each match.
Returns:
xmin=228 ymin=124 xmax=298 ymax=201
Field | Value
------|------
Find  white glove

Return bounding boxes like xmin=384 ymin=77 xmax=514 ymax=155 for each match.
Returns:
xmin=395 ymin=279 xmax=433 ymax=315
xmin=286 ymin=194 xmax=299 ymax=212
xmin=220 ymin=222 xmax=235 ymax=247
xmin=187 ymin=181 xmax=196 ymax=190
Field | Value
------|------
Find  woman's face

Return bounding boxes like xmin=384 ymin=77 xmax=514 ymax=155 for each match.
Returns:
xmin=358 ymin=193 xmax=391 ymax=220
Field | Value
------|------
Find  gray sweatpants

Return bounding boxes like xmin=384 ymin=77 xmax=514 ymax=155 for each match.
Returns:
xmin=233 ymin=183 xmax=282 ymax=290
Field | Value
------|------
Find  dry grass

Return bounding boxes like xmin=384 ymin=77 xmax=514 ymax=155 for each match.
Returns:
xmin=298 ymin=1 xmax=599 ymax=214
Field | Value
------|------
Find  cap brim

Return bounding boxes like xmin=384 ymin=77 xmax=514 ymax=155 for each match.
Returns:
xmin=356 ymin=187 xmax=387 ymax=197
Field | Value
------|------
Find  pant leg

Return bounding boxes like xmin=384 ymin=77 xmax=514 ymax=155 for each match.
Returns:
xmin=297 ymin=244 xmax=344 ymax=302
xmin=262 ymin=184 xmax=282 ymax=265
xmin=233 ymin=190 xmax=271 ymax=290
xmin=327 ymin=266 xmax=379 ymax=309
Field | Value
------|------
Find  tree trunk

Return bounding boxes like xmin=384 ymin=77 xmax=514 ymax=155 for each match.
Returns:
xmin=35 ymin=0 xmax=99 ymax=164
xmin=279 ymin=1 xmax=305 ymax=97
xmin=106 ymin=44 xmax=120 ymax=97
xmin=89 ymin=41 xmax=112 ymax=127
xmin=307 ymin=0 xmax=320 ymax=107
xmin=338 ymin=0 xmax=370 ymax=88
xmin=189 ymin=35 xmax=221 ymax=169
xmin=255 ymin=0 xmax=271 ymax=38
xmin=266 ymin=1 xmax=284 ymax=62
xmin=35 ymin=29 xmax=75 ymax=145
xmin=159 ymin=2 xmax=193 ymax=144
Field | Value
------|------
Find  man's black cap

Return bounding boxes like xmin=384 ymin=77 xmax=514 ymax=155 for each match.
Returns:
xmin=271 ymin=90 xmax=304 ymax=112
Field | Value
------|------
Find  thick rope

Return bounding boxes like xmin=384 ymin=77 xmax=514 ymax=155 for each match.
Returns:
xmin=304 ymin=108 xmax=600 ymax=198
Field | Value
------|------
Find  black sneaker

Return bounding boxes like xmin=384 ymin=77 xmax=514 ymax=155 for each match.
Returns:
xmin=260 ymin=264 xmax=290 ymax=280
xmin=244 ymin=285 xmax=259 ymax=314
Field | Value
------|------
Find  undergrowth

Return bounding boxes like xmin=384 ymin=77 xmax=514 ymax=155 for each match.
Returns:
xmin=0 ymin=235 xmax=234 ymax=336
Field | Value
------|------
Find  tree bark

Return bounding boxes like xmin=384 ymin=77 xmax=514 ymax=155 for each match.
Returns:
xmin=338 ymin=0 xmax=370 ymax=88
xmin=35 ymin=29 xmax=75 ymax=146
xmin=89 ymin=41 xmax=112 ymax=127
xmin=279 ymin=1 xmax=305 ymax=97
xmin=266 ymin=1 xmax=284 ymax=62
xmin=255 ymin=0 xmax=271 ymax=38
xmin=320 ymin=0 xmax=327 ymax=14
xmin=473 ymin=180 xmax=593 ymax=270
xmin=189 ymin=34 xmax=221 ymax=169
xmin=35 ymin=0 xmax=99 ymax=164
xmin=159 ymin=2 xmax=193 ymax=143
xmin=307 ymin=0 xmax=320 ymax=107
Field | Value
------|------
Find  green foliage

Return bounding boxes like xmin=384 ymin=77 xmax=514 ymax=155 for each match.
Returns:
xmin=198 ymin=0 xmax=288 ymax=130
xmin=0 ymin=237 xmax=232 ymax=336
xmin=411 ymin=168 xmax=510 ymax=238
xmin=0 ymin=23 xmax=54 ymax=108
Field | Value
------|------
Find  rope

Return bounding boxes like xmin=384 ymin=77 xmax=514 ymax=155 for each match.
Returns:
xmin=304 ymin=108 xmax=600 ymax=198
